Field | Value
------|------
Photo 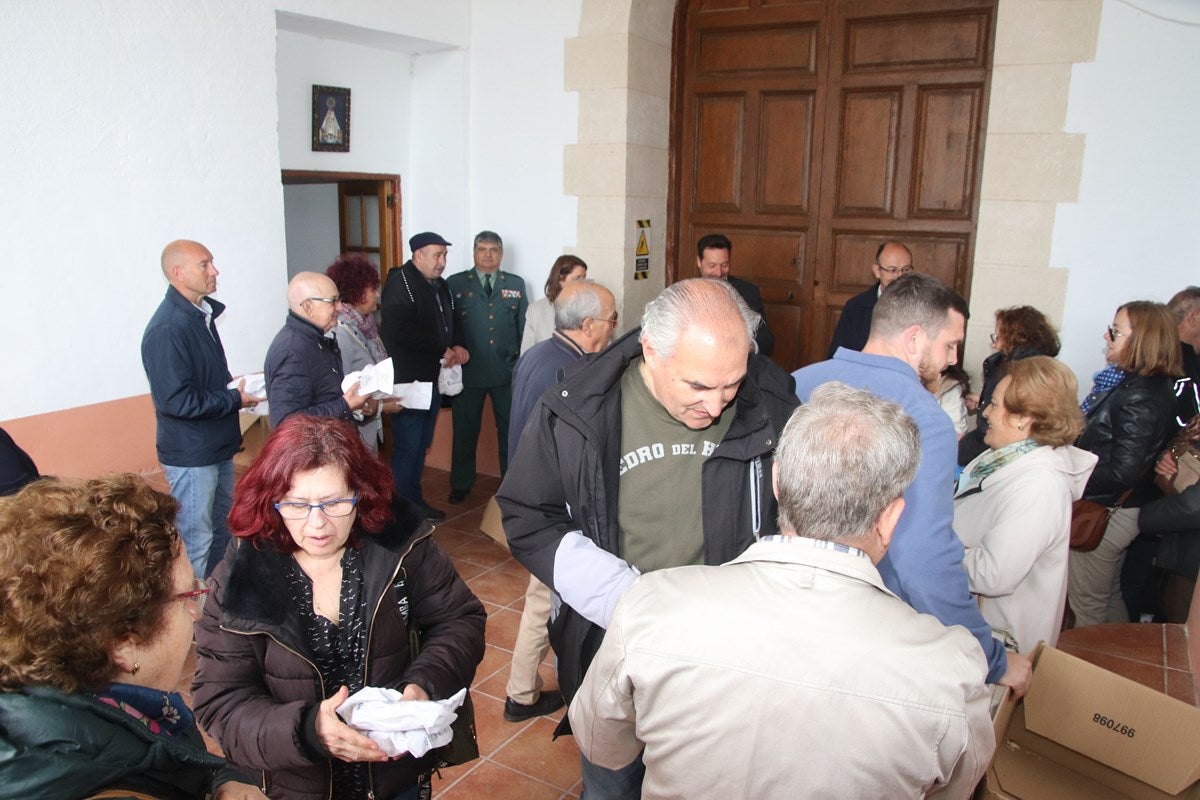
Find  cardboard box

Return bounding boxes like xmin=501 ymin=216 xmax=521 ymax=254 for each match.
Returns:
xmin=233 ymin=412 xmax=269 ymax=470
xmin=479 ymin=495 xmax=508 ymax=552
xmin=978 ymin=645 xmax=1200 ymax=799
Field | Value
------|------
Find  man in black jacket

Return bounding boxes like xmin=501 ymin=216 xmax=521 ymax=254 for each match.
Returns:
xmin=142 ymin=239 xmax=261 ymax=577
xmin=826 ymin=240 xmax=914 ymax=357
xmin=379 ymin=232 xmax=469 ymax=520
xmin=695 ymin=233 xmax=775 ymax=356
xmin=497 ymin=278 xmax=798 ymax=798
xmin=264 ymin=271 xmax=371 ymax=429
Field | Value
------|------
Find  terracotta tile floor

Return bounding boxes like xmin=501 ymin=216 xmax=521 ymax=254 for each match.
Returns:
xmin=420 ymin=467 xmax=583 ymax=799
xmin=177 ymin=464 xmax=581 ymax=797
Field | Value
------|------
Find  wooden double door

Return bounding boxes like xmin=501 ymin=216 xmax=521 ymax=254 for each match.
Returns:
xmin=670 ymin=0 xmax=997 ymax=370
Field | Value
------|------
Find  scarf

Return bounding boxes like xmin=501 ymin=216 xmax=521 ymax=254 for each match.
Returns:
xmin=338 ymin=305 xmax=387 ymax=363
xmin=1081 ymin=365 xmax=1125 ymax=414
xmin=96 ymin=682 xmax=194 ymax=737
xmin=956 ymin=438 xmax=1039 ymax=496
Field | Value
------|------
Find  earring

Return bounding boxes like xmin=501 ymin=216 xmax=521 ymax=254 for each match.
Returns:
xmin=130 ymin=663 xmax=141 ymax=675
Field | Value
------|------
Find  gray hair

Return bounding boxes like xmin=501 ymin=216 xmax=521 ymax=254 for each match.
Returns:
xmin=474 ymin=230 xmax=503 ymax=249
xmin=640 ymin=278 xmax=759 ymax=359
xmin=775 ymin=382 xmax=920 ymax=543
xmin=554 ymin=280 xmax=605 ymax=330
xmin=869 ymin=272 xmax=969 ymax=339
xmin=1168 ymin=286 xmax=1200 ymax=322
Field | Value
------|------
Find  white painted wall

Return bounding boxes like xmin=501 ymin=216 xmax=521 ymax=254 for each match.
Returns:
xmin=1053 ymin=0 xmax=1200 ymax=389
xmin=0 ymin=0 xmax=286 ymax=420
xmin=276 ymin=30 xmax=415 ymax=175
xmin=460 ymin=0 xmax=582 ymax=297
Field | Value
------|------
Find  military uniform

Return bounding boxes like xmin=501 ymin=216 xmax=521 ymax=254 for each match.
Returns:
xmin=447 ymin=268 xmax=528 ymax=493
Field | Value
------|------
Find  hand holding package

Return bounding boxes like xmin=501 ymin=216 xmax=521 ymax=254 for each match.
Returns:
xmin=336 ymin=687 xmax=467 ymax=758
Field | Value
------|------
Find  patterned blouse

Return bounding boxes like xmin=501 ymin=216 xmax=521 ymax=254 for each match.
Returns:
xmin=285 ymin=547 xmax=370 ymax=800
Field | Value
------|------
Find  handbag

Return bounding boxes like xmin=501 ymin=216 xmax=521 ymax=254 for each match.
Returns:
xmin=1155 ymin=413 xmax=1200 ymax=495
xmin=1070 ymin=487 xmax=1133 ymax=552
xmin=396 ymin=568 xmax=480 ymax=769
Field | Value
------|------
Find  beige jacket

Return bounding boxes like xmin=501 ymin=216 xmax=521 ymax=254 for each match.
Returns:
xmin=570 ymin=539 xmax=995 ymax=800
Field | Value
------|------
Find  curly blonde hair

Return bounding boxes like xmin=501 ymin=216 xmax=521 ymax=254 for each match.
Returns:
xmin=0 ymin=475 xmax=180 ymax=693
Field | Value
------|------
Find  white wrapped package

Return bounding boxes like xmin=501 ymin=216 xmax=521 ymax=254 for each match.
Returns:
xmin=341 ymin=357 xmax=395 ymax=400
xmin=336 ymin=687 xmax=467 ymax=758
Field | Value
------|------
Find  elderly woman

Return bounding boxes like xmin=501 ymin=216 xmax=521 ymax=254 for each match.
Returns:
xmin=520 ymin=254 xmax=588 ymax=353
xmin=326 ymin=253 xmax=402 ymax=451
xmin=1068 ymin=301 xmax=1181 ymax=627
xmin=0 ymin=475 xmax=264 ymax=800
xmin=954 ymin=357 xmax=1097 ymax=653
xmin=959 ymin=305 xmax=1060 ymax=465
xmin=193 ymin=415 xmax=486 ymax=800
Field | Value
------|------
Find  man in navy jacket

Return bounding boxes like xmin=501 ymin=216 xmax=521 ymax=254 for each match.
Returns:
xmin=142 ymin=240 xmax=260 ymax=577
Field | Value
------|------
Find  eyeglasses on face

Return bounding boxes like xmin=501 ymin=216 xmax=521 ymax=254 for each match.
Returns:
xmin=989 ymin=333 xmax=998 ymax=345
xmin=274 ymin=495 xmax=360 ymax=520
xmin=172 ymin=577 xmax=211 ymax=619
xmin=1106 ymin=325 xmax=1128 ymax=340
xmin=592 ymin=313 xmax=619 ymax=327
xmin=876 ymin=264 xmax=914 ymax=276
xmin=306 ymin=295 xmax=341 ymax=305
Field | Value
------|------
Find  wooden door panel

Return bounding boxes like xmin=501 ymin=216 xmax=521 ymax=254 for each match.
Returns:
xmin=835 ymin=90 xmax=902 ymax=216
xmin=672 ymin=0 xmax=995 ymax=371
xmin=693 ymin=95 xmax=746 ymax=211
xmin=696 ymin=26 xmax=817 ymax=75
xmin=911 ymin=85 xmax=984 ymax=219
xmin=844 ymin=11 xmax=991 ymax=72
xmin=756 ymin=91 xmax=815 ymax=214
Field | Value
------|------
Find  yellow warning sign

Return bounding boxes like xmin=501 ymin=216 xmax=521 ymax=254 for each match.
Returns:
xmin=635 ymin=231 xmax=649 ymax=257
xmin=634 ymin=219 xmax=651 ymax=280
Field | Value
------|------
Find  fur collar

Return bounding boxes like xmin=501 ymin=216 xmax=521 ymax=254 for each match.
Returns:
xmin=220 ymin=497 xmax=431 ymax=626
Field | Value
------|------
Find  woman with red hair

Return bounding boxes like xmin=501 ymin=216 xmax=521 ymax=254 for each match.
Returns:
xmin=193 ymin=415 xmax=486 ymax=800
xmin=326 ymin=253 xmax=403 ymax=452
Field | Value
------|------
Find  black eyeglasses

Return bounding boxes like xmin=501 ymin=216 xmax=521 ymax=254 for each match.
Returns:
xmin=1106 ymin=325 xmax=1128 ymax=340
xmin=274 ymin=494 xmax=360 ymax=520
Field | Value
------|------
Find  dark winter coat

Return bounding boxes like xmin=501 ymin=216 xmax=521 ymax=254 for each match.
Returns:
xmin=264 ymin=312 xmax=352 ymax=428
xmin=1077 ymin=373 xmax=1176 ymax=507
xmin=0 ymin=685 xmax=237 ymax=800
xmin=379 ymin=261 xmax=456 ymax=383
xmin=192 ymin=499 xmax=486 ymax=800
xmin=497 ymin=327 xmax=799 ymax=733
xmin=141 ymin=287 xmax=242 ymax=467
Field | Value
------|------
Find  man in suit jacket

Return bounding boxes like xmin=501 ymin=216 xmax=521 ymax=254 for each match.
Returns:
xmin=826 ymin=240 xmax=913 ymax=357
xmin=445 ymin=231 xmax=528 ymax=504
xmin=380 ymin=231 xmax=468 ymax=521
xmin=696 ymin=233 xmax=774 ymax=356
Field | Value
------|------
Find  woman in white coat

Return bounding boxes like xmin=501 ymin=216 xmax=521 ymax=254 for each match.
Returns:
xmin=520 ymin=255 xmax=587 ymax=354
xmin=954 ymin=356 xmax=1097 ymax=653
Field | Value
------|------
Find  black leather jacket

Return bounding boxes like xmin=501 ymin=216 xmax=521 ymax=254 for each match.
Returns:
xmin=1077 ymin=373 xmax=1175 ymax=507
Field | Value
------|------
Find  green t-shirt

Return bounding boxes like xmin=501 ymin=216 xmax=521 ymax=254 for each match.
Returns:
xmin=617 ymin=358 xmax=735 ymax=573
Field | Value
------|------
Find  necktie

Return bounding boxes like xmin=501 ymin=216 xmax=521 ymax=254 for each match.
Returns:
xmin=483 ymin=273 xmax=493 ymax=297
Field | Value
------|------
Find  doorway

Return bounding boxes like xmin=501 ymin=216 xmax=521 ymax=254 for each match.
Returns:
xmin=669 ymin=0 xmax=997 ymax=370
xmin=281 ymin=170 xmax=402 ymax=284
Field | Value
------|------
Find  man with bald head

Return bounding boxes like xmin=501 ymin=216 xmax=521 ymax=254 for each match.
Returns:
xmin=827 ymin=240 xmax=914 ymax=357
xmin=142 ymin=239 xmax=261 ymax=577
xmin=498 ymin=277 xmax=798 ymax=795
xmin=264 ymin=271 xmax=372 ymax=429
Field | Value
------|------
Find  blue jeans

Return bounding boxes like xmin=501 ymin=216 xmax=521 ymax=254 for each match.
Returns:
xmin=580 ymin=751 xmax=645 ymax=800
xmin=390 ymin=389 xmax=440 ymax=505
xmin=163 ymin=460 xmax=233 ymax=578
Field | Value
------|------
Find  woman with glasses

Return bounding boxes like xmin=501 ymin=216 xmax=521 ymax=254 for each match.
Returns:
xmin=958 ymin=305 xmax=1060 ymax=466
xmin=193 ymin=415 xmax=486 ymax=800
xmin=326 ymin=253 xmax=404 ymax=452
xmin=521 ymin=254 xmax=588 ymax=354
xmin=1068 ymin=301 xmax=1181 ymax=627
xmin=0 ymin=474 xmax=265 ymax=799
xmin=954 ymin=357 xmax=1096 ymax=653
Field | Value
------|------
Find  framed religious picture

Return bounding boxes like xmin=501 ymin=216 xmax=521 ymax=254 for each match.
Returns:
xmin=311 ymin=85 xmax=350 ymax=152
